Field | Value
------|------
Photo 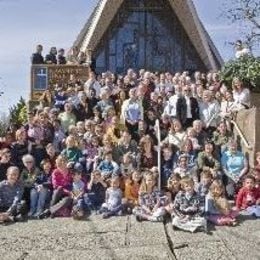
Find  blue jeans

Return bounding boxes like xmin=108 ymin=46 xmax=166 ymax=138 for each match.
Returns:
xmin=30 ymin=188 xmax=49 ymax=214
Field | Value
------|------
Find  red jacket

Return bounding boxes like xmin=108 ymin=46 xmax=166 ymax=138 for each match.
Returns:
xmin=236 ymin=186 xmax=260 ymax=209
xmin=51 ymin=168 xmax=72 ymax=194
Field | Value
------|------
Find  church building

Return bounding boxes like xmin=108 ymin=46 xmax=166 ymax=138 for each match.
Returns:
xmin=74 ymin=0 xmax=223 ymax=74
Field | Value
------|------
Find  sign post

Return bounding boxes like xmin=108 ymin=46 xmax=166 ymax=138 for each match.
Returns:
xmin=155 ymin=119 xmax=161 ymax=191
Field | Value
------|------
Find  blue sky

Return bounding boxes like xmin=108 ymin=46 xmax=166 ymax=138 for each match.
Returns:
xmin=0 ymin=0 xmax=257 ymax=113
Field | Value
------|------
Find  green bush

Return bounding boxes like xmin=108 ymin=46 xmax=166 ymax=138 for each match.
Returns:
xmin=9 ymin=97 xmax=27 ymax=127
xmin=220 ymin=56 xmax=260 ymax=91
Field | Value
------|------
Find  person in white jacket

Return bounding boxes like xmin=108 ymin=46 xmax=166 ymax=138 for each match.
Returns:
xmin=199 ymin=90 xmax=220 ymax=131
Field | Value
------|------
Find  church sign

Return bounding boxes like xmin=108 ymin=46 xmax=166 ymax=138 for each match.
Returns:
xmin=30 ymin=65 xmax=89 ymax=100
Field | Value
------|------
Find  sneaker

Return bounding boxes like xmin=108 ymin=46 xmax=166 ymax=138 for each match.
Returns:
xmin=14 ymin=214 xmax=25 ymax=222
xmin=102 ymin=212 xmax=111 ymax=219
xmin=156 ymin=216 xmax=164 ymax=222
xmin=38 ymin=209 xmax=51 ymax=219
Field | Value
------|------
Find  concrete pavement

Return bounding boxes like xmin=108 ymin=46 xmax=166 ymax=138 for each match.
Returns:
xmin=0 ymin=215 xmax=259 ymax=260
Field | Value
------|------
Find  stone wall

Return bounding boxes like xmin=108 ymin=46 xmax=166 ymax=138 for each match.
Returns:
xmin=234 ymin=107 xmax=260 ymax=167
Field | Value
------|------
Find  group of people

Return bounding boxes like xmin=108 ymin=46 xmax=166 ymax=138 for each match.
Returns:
xmin=0 ymin=63 xmax=259 ymax=232
xmin=31 ymin=45 xmax=92 ymax=68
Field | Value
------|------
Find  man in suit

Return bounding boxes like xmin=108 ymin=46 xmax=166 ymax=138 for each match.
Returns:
xmin=176 ymin=86 xmax=200 ymax=129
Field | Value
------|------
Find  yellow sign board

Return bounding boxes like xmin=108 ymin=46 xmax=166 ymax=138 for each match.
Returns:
xmin=30 ymin=65 xmax=89 ymax=100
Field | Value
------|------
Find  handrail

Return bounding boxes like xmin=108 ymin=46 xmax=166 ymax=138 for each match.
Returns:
xmin=230 ymin=120 xmax=253 ymax=150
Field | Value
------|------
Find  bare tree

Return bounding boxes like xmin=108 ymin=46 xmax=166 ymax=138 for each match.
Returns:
xmin=222 ymin=0 xmax=260 ymax=49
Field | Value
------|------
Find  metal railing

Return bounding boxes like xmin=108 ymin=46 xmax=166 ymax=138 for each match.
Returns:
xmin=230 ymin=120 xmax=253 ymax=150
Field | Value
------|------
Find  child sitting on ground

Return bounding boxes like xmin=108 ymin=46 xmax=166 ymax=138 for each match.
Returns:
xmin=171 ymin=177 xmax=206 ymax=233
xmin=133 ymin=171 xmax=167 ymax=222
xmin=99 ymin=176 xmax=123 ymax=219
xmin=84 ymin=170 xmax=107 ymax=211
xmin=205 ymin=180 xmax=238 ymax=226
xmin=0 ymin=166 xmax=26 ymax=223
xmin=124 ymin=170 xmax=142 ymax=211
xmin=71 ymin=170 xmax=88 ymax=220
xmin=235 ymin=175 xmax=260 ymax=218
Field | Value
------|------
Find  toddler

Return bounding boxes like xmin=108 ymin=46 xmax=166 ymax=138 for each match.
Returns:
xmin=133 ymin=171 xmax=167 ymax=222
xmin=99 ymin=176 xmax=123 ymax=218
xmin=205 ymin=180 xmax=238 ymax=225
xmin=171 ymin=177 xmax=206 ymax=233
xmin=124 ymin=170 xmax=142 ymax=209
xmin=71 ymin=170 xmax=87 ymax=220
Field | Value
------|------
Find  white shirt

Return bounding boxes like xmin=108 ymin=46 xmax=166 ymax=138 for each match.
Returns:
xmin=166 ymin=94 xmax=180 ymax=117
xmin=185 ymin=96 xmax=192 ymax=118
xmin=235 ymin=48 xmax=251 ymax=59
xmin=199 ymin=100 xmax=220 ymax=127
xmin=233 ymin=88 xmax=251 ymax=108
xmin=165 ymin=131 xmax=187 ymax=148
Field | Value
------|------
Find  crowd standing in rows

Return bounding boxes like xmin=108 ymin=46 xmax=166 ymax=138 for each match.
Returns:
xmin=0 ymin=45 xmax=259 ymax=232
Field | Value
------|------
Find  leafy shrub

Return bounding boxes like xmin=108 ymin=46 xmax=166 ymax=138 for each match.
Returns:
xmin=9 ymin=97 xmax=27 ymax=127
xmin=220 ymin=56 xmax=260 ymax=91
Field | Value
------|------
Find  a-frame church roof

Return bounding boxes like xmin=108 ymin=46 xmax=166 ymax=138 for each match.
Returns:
xmin=74 ymin=0 xmax=223 ymax=70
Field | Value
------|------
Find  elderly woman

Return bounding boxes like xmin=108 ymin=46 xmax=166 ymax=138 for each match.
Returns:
xmin=20 ymin=154 xmax=41 ymax=205
xmin=232 ymin=78 xmax=251 ymax=109
xmin=221 ymin=140 xmax=248 ymax=198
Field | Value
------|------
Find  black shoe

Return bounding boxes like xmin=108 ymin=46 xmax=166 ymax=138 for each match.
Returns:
xmin=14 ymin=214 xmax=25 ymax=222
xmin=136 ymin=215 xmax=143 ymax=222
xmin=38 ymin=209 xmax=51 ymax=219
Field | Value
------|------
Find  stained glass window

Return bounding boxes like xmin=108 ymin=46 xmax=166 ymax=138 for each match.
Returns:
xmin=94 ymin=0 xmax=206 ymax=74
